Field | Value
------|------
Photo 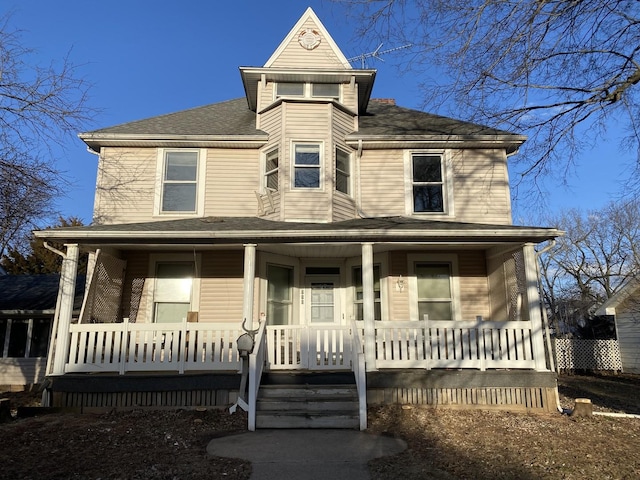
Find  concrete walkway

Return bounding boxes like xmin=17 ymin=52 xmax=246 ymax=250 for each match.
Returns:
xmin=207 ymin=429 xmax=407 ymax=480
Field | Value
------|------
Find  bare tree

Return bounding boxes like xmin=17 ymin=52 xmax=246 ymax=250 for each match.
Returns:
xmin=339 ymin=0 xmax=640 ymax=197
xmin=0 ymin=13 xmax=92 ymax=257
xmin=538 ymin=199 xmax=640 ymax=336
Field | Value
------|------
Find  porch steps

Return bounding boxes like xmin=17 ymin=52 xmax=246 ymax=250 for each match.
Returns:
xmin=256 ymin=374 xmax=359 ymax=429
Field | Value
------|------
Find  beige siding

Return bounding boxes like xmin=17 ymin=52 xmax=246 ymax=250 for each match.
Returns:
xmin=452 ymin=149 xmax=512 ymax=224
xmin=281 ymin=102 xmax=334 ymax=221
xmin=199 ymin=251 xmax=244 ymax=323
xmin=457 ymin=251 xmax=491 ymax=320
xmin=204 ymin=149 xmax=260 ymax=217
xmin=268 ymin=18 xmax=348 ymax=69
xmin=0 ymin=358 xmax=47 ymax=386
xmin=94 ymin=148 xmax=157 ymax=224
xmin=616 ymin=306 xmax=640 ymax=373
xmin=341 ymin=83 xmax=358 ymax=113
xmin=258 ymin=82 xmax=276 ymax=113
xmin=388 ymin=251 xmax=410 ymax=321
xmin=358 ymin=148 xmax=513 ymax=224
xmin=359 ymin=150 xmax=406 ymax=216
xmin=332 ymin=194 xmax=356 ymax=220
xmin=259 ymin=104 xmax=282 ymax=137
xmin=385 ymin=250 xmax=490 ymax=321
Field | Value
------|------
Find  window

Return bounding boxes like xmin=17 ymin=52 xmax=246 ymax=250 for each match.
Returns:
xmin=0 ymin=318 xmax=51 ymax=358
xmin=161 ymin=151 xmax=199 ymax=213
xmin=276 ymin=82 xmax=304 ymax=97
xmin=153 ymin=262 xmax=194 ymax=323
xmin=353 ymin=266 xmax=381 ymax=321
xmin=264 ymin=148 xmax=279 ymax=191
xmin=412 ymin=154 xmax=444 ymax=213
xmin=293 ymin=143 xmax=321 ymax=188
xmin=416 ymin=263 xmax=453 ymax=320
xmin=335 ymin=148 xmax=351 ymax=195
xmin=267 ymin=264 xmax=293 ymax=326
xmin=312 ymin=83 xmax=340 ymax=99
xmin=276 ymin=82 xmax=340 ymax=100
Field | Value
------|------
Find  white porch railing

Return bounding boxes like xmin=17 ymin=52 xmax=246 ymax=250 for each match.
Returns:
xmin=265 ymin=325 xmax=352 ymax=370
xmin=65 ymin=319 xmax=242 ymax=374
xmin=374 ymin=320 xmax=536 ymax=370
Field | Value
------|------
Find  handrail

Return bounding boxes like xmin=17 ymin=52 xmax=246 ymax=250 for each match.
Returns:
xmin=247 ymin=320 xmax=267 ymax=431
xmin=350 ymin=319 xmax=367 ymax=430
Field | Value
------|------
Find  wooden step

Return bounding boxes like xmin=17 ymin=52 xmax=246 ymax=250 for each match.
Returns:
xmin=255 ymin=384 xmax=359 ymax=429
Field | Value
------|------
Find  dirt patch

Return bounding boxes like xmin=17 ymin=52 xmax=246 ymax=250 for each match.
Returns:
xmin=0 ymin=400 xmax=250 ymax=480
xmin=2 ymin=373 xmax=639 ymax=479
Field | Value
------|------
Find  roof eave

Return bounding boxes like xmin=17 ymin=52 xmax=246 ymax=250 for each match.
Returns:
xmin=78 ymin=133 xmax=269 ymax=150
xmin=345 ymin=135 xmax=527 ymax=152
xmin=35 ymin=227 xmax=561 ymax=244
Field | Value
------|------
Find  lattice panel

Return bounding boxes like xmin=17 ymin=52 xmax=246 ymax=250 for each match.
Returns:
xmin=81 ymin=252 xmax=126 ymax=324
xmin=554 ymin=339 xmax=623 ymax=371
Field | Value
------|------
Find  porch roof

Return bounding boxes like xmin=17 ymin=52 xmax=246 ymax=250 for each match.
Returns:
xmin=35 ymin=216 xmax=561 ymax=247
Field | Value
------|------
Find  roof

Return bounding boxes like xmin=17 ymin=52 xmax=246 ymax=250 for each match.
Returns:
xmin=0 ymin=274 xmax=86 ymax=313
xmin=596 ymin=279 xmax=640 ymax=316
xmin=79 ymin=98 xmax=268 ymax=150
xmin=35 ymin=216 xmax=561 ymax=246
xmin=79 ymin=98 xmax=523 ymax=151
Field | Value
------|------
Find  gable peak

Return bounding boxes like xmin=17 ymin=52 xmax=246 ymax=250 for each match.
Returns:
xmin=263 ymin=7 xmax=351 ymax=69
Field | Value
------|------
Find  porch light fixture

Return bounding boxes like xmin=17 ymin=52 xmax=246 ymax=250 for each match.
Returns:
xmin=396 ymin=275 xmax=405 ymax=292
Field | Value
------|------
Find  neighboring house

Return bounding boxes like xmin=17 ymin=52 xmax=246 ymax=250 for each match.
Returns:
xmin=36 ymin=8 xmax=561 ymax=427
xmin=596 ymin=280 xmax=640 ymax=373
xmin=0 ymin=275 xmax=84 ymax=388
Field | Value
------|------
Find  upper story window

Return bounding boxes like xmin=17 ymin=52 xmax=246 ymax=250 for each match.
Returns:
xmin=312 ymin=83 xmax=340 ymax=99
xmin=264 ymin=148 xmax=279 ymax=191
xmin=155 ymin=149 xmax=205 ymax=216
xmin=293 ymin=143 xmax=321 ymax=189
xmin=335 ymin=147 xmax=351 ymax=195
xmin=276 ymin=82 xmax=341 ymax=101
xmin=276 ymin=82 xmax=304 ymax=97
xmin=411 ymin=153 xmax=446 ymax=214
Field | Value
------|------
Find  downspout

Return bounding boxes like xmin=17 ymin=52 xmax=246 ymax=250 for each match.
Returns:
xmin=535 ymin=239 xmax=563 ymax=413
xmin=355 ymin=139 xmax=369 ymax=218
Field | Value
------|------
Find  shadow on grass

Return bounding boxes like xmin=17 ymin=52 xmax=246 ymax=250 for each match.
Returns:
xmin=557 ymin=372 xmax=640 ymax=414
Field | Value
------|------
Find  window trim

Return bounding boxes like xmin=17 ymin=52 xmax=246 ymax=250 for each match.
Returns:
xmin=291 ymin=141 xmax=324 ymax=190
xmin=154 ymin=148 xmax=207 ymax=217
xmin=404 ymin=150 xmax=454 ymax=217
xmin=335 ymin=147 xmax=352 ymax=196
xmin=408 ymin=253 xmax=461 ymax=321
xmin=147 ymin=253 xmax=201 ymax=323
xmin=275 ymin=82 xmax=341 ymax=102
xmin=262 ymin=147 xmax=279 ymax=192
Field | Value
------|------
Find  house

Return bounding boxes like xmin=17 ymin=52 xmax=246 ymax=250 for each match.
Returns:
xmin=596 ymin=280 xmax=640 ymax=373
xmin=35 ymin=8 xmax=561 ymax=428
xmin=0 ymin=274 xmax=85 ymax=388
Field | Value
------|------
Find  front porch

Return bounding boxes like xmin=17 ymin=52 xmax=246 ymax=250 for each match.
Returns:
xmin=37 ymin=217 xmax=561 ymax=425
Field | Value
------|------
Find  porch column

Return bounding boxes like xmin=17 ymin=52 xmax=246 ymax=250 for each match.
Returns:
xmin=523 ymin=243 xmax=548 ymax=371
xmin=361 ymin=242 xmax=376 ymax=371
xmin=242 ymin=244 xmax=257 ymax=329
xmin=51 ymin=243 xmax=79 ymax=375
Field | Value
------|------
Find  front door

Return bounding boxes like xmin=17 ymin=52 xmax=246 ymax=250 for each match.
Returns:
xmin=305 ymin=274 xmax=341 ymax=325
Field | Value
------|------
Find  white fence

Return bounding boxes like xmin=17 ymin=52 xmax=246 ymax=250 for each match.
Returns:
xmin=374 ymin=320 xmax=536 ymax=370
xmin=265 ymin=325 xmax=352 ymax=370
xmin=553 ymin=338 xmax=622 ymax=371
xmin=66 ymin=320 xmax=242 ymax=374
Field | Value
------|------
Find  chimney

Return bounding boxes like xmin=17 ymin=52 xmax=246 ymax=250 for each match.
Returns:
xmin=372 ymin=98 xmax=396 ymax=105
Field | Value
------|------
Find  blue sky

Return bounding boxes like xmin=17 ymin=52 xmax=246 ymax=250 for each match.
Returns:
xmin=7 ymin=0 xmax=628 ymax=224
